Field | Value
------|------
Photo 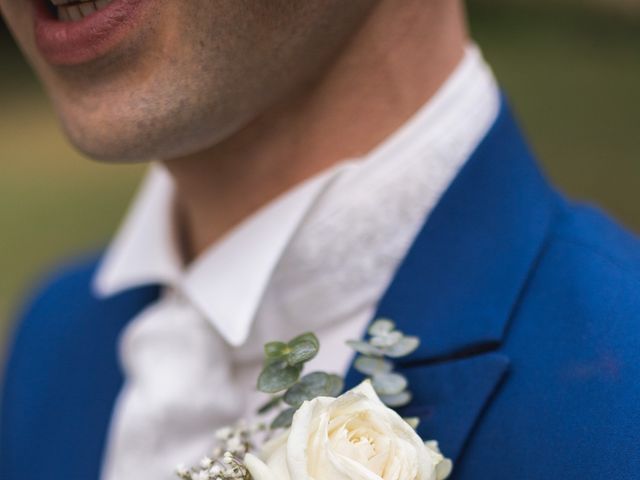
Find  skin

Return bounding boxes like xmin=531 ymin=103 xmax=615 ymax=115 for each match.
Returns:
xmin=1 ymin=0 xmax=468 ymax=260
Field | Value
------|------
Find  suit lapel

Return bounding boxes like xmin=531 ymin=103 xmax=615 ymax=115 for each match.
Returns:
xmin=345 ymin=96 xmax=562 ymax=462
xmin=400 ymin=353 xmax=510 ymax=462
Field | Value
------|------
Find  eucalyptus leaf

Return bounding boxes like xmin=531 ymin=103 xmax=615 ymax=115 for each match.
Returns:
xmin=289 ymin=332 xmax=319 ymax=351
xmin=346 ymin=340 xmax=384 ymax=357
xmin=264 ymin=355 xmax=287 ymax=367
xmin=379 ymin=390 xmax=412 ymax=407
xmin=372 ymin=372 xmax=408 ymax=395
xmin=354 ymin=356 xmax=393 ymax=376
xmin=257 ymin=395 xmax=283 ymax=415
xmin=325 ymin=373 xmax=345 ymax=397
xmin=284 ymin=372 xmax=344 ymax=408
xmin=265 ymin=341 xmax=289 ymax=358
xmin=283 ymin=385 xmax=310 ymax=408
xmin=270 ymin=407 xmax=297 ymax=429
xmin=370 ymin=331 xmax=403 ymax=348
xmin=257 ymin=362 xmax=302 ymax=394
xmin=384 ymin=336 xmax=420 ymax=358
xmin=287 ymin=339 xmax=319 ymax=366
xmin=368 ymin=319 xmax=396 ymax=336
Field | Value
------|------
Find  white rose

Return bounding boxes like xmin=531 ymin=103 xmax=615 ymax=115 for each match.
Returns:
xmin=245 ymin=381 xmax=452 ymax=480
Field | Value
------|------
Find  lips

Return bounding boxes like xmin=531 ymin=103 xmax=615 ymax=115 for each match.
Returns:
xmin=34 ymin=0 xmax=149 ymax=66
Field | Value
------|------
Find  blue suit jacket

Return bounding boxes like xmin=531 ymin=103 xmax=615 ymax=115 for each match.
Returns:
xmin=3 ymin=100 xmax=640 ymax=479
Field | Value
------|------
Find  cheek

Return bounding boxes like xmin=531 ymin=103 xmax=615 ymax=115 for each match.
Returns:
xmin=2 ymin=3 xmax=34 ymax=50
xmin=1 ymin=2 xmax=59 ymax=90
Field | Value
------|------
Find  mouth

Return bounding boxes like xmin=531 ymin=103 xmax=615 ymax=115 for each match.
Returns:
xmin=34 ymin=0 xmax=149 ymax=66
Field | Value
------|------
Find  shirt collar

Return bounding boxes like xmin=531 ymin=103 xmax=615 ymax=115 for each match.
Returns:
xmin=254 ymin=44 xmax=500 ymax=339
xmin=94 ymin=44 xmax=499 ymax=347
xmin=93 ymin=165 xmax=183 ymax=295
xmin=93 ymin=162 xmax=345 ymax=346
xmin=177 ymin=167 xmax=345 ymax=346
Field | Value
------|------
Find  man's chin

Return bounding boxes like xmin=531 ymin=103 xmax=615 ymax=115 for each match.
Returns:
xmin=61 ymin=125 xmax=162 ymax=163
xmin=60 ymin=119 xmax=232 ymax=164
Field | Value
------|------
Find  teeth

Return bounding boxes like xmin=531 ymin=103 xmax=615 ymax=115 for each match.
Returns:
xmin=78 ymin=2 xmax=97 ymax=15
xmin=52 ymin=0 xmax=114 ymax=21
xmin=67 ymin=5 xmax=82 ymax=20
xmin=58 ymin=6 xmax=70 ymax=20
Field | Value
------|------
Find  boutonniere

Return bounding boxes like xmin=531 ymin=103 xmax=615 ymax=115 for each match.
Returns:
xmin=177 ymin=319 xmax=452 ymax=480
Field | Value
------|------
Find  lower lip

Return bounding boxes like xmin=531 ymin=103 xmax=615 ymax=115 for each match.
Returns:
xmin=33 ymin=0 xmax=148 ymax=66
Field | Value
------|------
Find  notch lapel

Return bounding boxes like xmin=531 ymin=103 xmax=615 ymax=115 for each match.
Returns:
xmin=345 ymin=96 xmax=562 ymax=462
xmin=400 ymin=353 xmax=510 ymax=462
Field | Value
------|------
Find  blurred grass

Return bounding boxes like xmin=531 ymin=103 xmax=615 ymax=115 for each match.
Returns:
xmin=469 ymin=2 xmax=640 ymax=225
xmin=0 ymin=34 xmax=144 ymax=338
xmin=1 ymin=2 xmax=639 ymax=342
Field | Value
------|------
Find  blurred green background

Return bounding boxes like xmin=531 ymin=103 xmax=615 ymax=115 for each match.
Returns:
xmin=1 ymin=1 xmax=639 ymax=343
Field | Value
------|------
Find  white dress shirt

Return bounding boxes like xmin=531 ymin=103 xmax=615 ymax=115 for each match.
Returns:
xmin=95 ymin=45 xmax=500 ymax=480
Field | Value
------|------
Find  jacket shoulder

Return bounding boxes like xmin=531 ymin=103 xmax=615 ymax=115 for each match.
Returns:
xmin=3 ymin=253 xmax=107 ymax=381
xmin=1 ymin=254 xmax=158 ymax=480
xmin=531 ymin=202 xmax=640 ymax=332
xmin=7 ymin=252 xmax=158 ymax=347
xmin=475 ymin=203 xmax=640 ymax=478
xmin=12 ymin=253 xmax=104 ymax=328
xmin=3 ymin=252 xmax=158 ymax=380
xmin=551 ymin=202 xmax=640 ymax=277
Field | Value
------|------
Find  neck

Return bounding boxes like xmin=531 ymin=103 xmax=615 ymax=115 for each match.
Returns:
xmin=164 ymin=0 xmax=468 ymax=261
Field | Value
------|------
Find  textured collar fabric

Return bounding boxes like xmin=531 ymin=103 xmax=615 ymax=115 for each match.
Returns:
xmin=93 ymin=44 xmax=500 ymax=348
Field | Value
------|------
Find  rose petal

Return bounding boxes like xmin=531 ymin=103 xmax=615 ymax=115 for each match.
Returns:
xmin=245 ymin=453 xmax=280 ymax=480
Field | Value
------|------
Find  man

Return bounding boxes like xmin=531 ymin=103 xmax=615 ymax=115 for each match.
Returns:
xmin=1 ymin=1 xmax=639 ymax=479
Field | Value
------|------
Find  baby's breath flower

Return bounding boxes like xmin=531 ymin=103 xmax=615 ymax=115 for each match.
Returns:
xmin=176 ymin=420 xmax=264 ymax=480
xmin=176 ymin=464 xmax=190 ymax=479
xmin=215 ymin=426 xmax=233 ymax=441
